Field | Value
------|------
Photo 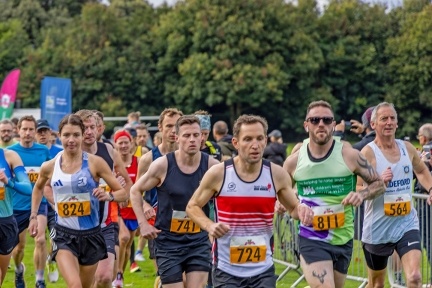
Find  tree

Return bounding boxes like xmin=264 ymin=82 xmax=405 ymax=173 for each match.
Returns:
xmin=385 ymin=4 xmax=432 ymax=136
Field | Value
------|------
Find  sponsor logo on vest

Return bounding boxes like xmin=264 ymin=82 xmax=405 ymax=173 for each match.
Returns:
xmin=227 ymin=182 xmax=236 ymax=192
xmin=403 ymin=166 xmax=409 ymax=173
xmin=254 ymin=185 xmax=269 ymax=191
xmin=387 ymin=178 xmax=410 ymax=188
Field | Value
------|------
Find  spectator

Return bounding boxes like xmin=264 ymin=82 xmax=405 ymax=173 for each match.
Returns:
xmin=212 ymin=120 xmax=237 ymax=160
xmin=263 ymin=129 xmax=287 ymax=166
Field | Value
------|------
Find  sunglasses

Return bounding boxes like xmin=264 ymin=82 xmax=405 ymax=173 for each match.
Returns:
xmin=306 ymin=117 xmax=334 ymax=125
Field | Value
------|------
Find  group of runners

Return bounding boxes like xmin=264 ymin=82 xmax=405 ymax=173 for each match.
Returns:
xmin=0 ymin=100 xmax=431 ymax=288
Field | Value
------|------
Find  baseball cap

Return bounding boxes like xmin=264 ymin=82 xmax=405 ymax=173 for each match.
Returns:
xmin=361 ymin=106 xmax=375 ymax=129
xmin=268 ymin=129 xmax=282 ymax=138
xmin=36 ymin=119 xmax=50 ymax=131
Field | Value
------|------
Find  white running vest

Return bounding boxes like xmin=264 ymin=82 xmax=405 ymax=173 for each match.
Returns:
xmin=362 ymin=140 xmax=418 ymax=244
xmin=214 ymin=159 xmax=276 ymax=277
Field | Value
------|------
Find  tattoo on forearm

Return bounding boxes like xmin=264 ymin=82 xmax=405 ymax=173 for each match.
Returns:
xmin=312 ymin=270 xmax=327 ymax=284
xmin=357 ymin=154 xmax=385 ymax=200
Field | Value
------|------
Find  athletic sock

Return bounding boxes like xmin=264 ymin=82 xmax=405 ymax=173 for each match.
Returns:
xmin=15 ymin=263 xmax=23 ymax=273
xmin=36 ymin=269 xmax=44 ymax=281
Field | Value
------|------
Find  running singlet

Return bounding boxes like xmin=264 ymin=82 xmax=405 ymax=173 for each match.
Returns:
xmin=9 ymin=142 xmax=51 ymax=210
xmin=362 ymin=140 xmax=418 ymax=244
xmin=51 ymin=152 xmax=100 ymax=230
xmin=294 ymin=139 xmax=356 ymax=245
xmin=214 ymin=159 xmax=276 ymax=278
xmin=120 ymin=156 xmax=138 ymax=220
xmin=154 ymin=152 xmax=209 ymax=249
xmin=0 ymin=149 xmax=14 ymax=217
xmin=96 ymin=142 xmax=116 ymax=228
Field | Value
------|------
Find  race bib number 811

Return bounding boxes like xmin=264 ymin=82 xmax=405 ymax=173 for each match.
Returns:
xmin=312 ymin=204 xmax=345 ymax=231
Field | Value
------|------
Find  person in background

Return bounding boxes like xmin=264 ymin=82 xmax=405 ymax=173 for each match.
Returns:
xmin=93 ymin=111 xmax=113 ymax=147
xmin=0 ymin=148 xmax=32 ymax=286
xmin=35 ymin=119 xmax=63 ymax=159
xmin=194 ymin=110 xmax=222 ymax=161
xmin=0 ymin=119 xmax=18 ymax=148
xmin=112 ymin=130 xmax=141 ymax=287
xmin=212 ymin=120 xmax=237 ymax=160
xmin=134 ymin=124 xmax=151 ymax=157
xmin=124 ymin=111 xmax=140 ymax=129
xmin=153 ymin=132 xmax=162 ymax=147
xmin=414 ymin=123 xmax=432 ymax=282
xmin=34 ymin=119 xmax=62 ymax=283
xmin=9 ymin=115 xmax=52 ymax=288
xmin=263 ymin=129 xmax=287 ymax=166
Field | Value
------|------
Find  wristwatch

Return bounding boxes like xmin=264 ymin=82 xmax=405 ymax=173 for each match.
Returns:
xmin=108 ymin=192 xmax=114 ymax=202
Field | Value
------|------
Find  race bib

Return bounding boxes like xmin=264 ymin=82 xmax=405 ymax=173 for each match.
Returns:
xmin=57 ymin=193 xmax=91 ymax=218
xmin=25 ymin=166 xmax=40 ymax=183
xmin=0 ymin=182 xmax=4 ymax=200
xmin=169 ymin=210 xmax=200 ymax=234
xmin=312 ymin=204 xmax=345 ymax=231
xmin=230 ymin=235 xmax=267 ymax=264
xmin=99 ymin=178 xmax=111 ymax=192
xmin=384 ymin=194 xmax=411 ymax=216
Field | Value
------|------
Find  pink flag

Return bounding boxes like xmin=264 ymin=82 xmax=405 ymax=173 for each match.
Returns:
xmin=0 ymin=69 xmax=20 ymax=120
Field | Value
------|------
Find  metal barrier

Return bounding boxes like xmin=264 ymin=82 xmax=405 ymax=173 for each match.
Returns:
xmin=273 ymin=193 xmax=432 ymax=287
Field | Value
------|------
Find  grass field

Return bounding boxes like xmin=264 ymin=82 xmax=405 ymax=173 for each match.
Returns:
xmin=2 ymin=234 xmax=369 ymax=288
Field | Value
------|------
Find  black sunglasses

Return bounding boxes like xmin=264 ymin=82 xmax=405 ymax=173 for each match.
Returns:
xmin=306 ymin=117 xmax=334 ymax=125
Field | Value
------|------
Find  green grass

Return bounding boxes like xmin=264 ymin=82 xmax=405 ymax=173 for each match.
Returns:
xmin=2 ymin=234 xmax=364 ymax=288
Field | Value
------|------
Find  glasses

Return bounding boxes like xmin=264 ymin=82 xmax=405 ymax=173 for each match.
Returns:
xmin=417 ymin=134 xmax=423 ymax=140
xmin=306 ymin=117 xmax=334 ymax=125
xmin=0 ymin=130 xmax=12 ymax=133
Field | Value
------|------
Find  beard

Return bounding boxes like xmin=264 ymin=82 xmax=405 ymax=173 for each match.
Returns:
xmin=1 ymin=135 xmax=11 ymax=143
xmin=311 ymin=131 xmax=332 ymax=145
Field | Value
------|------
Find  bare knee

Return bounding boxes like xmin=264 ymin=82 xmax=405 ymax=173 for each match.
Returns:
xmin=35 ymin=235 xmax=46 ymax=248
xmin=119 ymin=234 xmax=130 ymax=246
xmin=94 ymin=270 xmax=112 ymax=285
xmin=406 ymin=270 xmax=422 ymax=286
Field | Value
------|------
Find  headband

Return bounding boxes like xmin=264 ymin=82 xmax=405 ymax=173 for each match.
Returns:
xmin=114 ymin=130 xmax=132 ymax=143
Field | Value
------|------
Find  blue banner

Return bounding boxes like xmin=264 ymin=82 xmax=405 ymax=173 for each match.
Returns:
xmin=40 ymin=77 xmax=72 ymax=131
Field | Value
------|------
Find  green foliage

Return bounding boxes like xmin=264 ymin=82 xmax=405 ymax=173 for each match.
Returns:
xmin=1 ymin=0 xmax=431 ymax=140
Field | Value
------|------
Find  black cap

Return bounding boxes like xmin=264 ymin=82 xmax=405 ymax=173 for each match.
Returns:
xmin=268 ymin=129 xmax=282 ymax=138
xmin=36 ymin=119 xmax=50 ymax=131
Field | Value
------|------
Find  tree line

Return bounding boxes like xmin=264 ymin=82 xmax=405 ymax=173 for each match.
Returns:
xmin=1 ymin=0 xmax=431 ymax=140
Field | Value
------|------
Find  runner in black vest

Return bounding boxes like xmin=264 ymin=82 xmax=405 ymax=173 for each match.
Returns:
xmin=131 ymin=115 xmax=219 ymax=287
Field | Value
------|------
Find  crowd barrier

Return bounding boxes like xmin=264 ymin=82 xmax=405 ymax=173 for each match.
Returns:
xmin=273 ymin=193 xmax=432 ymax=288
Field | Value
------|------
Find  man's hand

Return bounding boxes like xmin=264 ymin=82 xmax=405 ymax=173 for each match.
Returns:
xmin=381 ymin=167 xmax=393 ymax=186
xmin=28 ymin=218 xmax=38 ymax=238
xmin=138 ymin=222 xmax=161 ymax=239
xmin=341 ymin=192 xmax=364 ymax=207
xmin=297 ymin=203 xmax=314 ymax=226
xmin=143 ymin=202 xmax=156 ymax=220
xmin=206 ymin=222 xmax=230 ymax=239
xmin=274 ymin=200 xmax=287 ymax=215
xmin=350 ymin=120 xmax=364 ymax=135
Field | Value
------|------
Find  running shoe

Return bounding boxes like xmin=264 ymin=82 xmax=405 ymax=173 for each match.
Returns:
xmin=134 ymin=251 xmax=145 ymax=262
xmin=14 ymin=263 xmax=26 ymax=288
xmin=46 ymin=259 xmax=59 ymax=283
xmin=112 ymin=273 xmax=123 ymax=288
xmin=35 ymin=280 xmax=46 ymax=288
xmin=130 ymin=261 xmax=141 ymax=273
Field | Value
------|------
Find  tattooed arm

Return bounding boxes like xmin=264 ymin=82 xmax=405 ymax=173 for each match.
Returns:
xmin=353 ymin=145 xmax=386 ymax=200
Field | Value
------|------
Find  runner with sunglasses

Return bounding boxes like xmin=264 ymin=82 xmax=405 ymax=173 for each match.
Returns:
xmin=283 ymin=100 xmax=386 ymax=288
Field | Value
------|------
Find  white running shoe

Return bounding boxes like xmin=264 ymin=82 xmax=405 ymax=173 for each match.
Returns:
xmin=46 ymin=258 xmax=59 ymax=283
